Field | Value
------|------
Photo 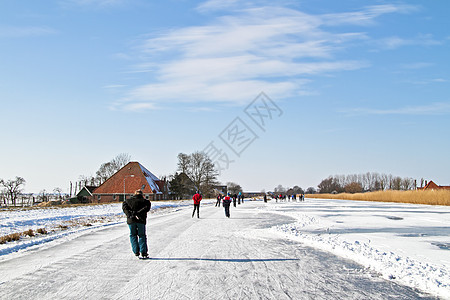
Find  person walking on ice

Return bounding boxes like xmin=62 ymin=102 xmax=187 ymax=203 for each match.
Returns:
xmin=223 ymin=193 xmax=232 ymax=218
xmin=215 ymin=194 xmax=222 ymax=207
xmin=122 ymin=190 xmax=151 ymax=259
xmin=192 ymin=190 xmax=202 ymax=218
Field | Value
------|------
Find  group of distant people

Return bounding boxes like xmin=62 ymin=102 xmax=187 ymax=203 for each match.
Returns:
xmin=215 ymin=192 xmax=244 ymax=207
xmin=215 ymin=192 xmax=244 ymax=217
xmin=275 ymin=194 xmax=305 ymax=202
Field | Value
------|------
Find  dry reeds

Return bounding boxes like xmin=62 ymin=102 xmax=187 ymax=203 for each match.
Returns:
xmin=36 ymin=228 xmax=47 ymax=234
xmin=0 ymin=227 xmax=49 ymax=244
xmin=0 ymin=233 xmax=21 ymax=244
xmin=23 ymin=229 xmax=35 ymax=237
xmin=307 ymin=190 xmax=450 ymax=206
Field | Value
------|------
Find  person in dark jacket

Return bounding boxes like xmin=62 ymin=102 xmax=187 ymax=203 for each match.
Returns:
xmin=122 ymin=190 xmax=151 ymax=259
xmin=192 ymin=191 xmax=202 ymax=218
xmin=223 ymin=193 xmax=232 ymax=218
xmin=215 ymin=194 xmax=222 ymax=207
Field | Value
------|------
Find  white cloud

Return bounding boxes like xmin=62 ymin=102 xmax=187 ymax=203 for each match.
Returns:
xmin=345 ymin=102 xmax=450 ymax=116
xmin=122 ymin=102 xmax=157 ymax=112
xmin=196 ymin=0 xmax=240 ymax=12
xmin=321 ymin=4 xmax=418 ymax=26
xmin=114 ymin=3 xmax=415 ymax=110
xmin=374 ymin=34 xmax=441 ymax=50
xmin=65 ymin=0 xmax=125 ymax=7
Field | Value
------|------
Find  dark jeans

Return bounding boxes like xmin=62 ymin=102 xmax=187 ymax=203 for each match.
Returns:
xmin=215 ymin=199 xmax=221 ymax=207
xmin=128 ymin=223 xmax=148 ymax=255
xmin=223 ymin=204 xmax=230 ymax=218
xmin=192 ymin=203 xmax=200 ymax=218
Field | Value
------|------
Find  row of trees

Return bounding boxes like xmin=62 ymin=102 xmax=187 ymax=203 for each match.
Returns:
xmin=0 ymin=176 xmax=77 ymax=206
xmin=317 ymin=172 xmax=417 ymax=194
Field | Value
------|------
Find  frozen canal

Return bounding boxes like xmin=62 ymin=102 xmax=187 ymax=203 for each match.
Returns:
xmin=0 ymin=200 xmax=441 ymax=299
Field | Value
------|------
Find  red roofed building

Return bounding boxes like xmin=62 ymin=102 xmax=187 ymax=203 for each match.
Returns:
xmin=92 ymin=161 xmax=167 ymax=203
xmin=417 ymin=180 xmax=450 ymax=191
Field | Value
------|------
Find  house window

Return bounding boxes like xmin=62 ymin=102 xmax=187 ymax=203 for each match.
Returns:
xmin=113 ymin=194 xmax=116 ymax=201
xmin=97 ymin=195 xmax=101 ymax=200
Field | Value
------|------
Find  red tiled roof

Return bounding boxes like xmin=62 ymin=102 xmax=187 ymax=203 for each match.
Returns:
xmin=93 ymin=161 xmax=163 ymax=195
xmin=418 ymin=180 xmax=450 ymax=190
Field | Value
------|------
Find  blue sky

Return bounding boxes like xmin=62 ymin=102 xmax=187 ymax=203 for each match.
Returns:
xmin=1 ymin=0 xmax=449 ymax=194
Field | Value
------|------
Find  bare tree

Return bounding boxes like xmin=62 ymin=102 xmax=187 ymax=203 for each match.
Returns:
xmin=274 ymin=184 xmax=286 ymax=194
xmin=177 ymin=153 xmax=191 ymax=174
xmin=96 ymin=162 xmax=116 ymax=184
xmin=344 ymin=182 xmax=363 ymax=193
xmin=0 ymin=177 xmax=26 ymax=206
xmin=76 ymin=153 xmax=132 ymax=188
xmin=39 ymin=189 xmax=47 ymax=202
xmin=111 ymin=153 xmax=131 ymax=170
xmin=292 ymin=185 xmax=304 ymax=194
xmin=177 ymin=151 xmax=218 ymax=197
xmin=53 ymin=187 xmax=63 ymax=199
xmin=0 ymin=190 xmax=5 ymax=206
xmin=401 ymin=178 xmax=415 ymax=190
xmin=227 ymin=182 xmax=243 ymax=194
xmin=306 ymin=187 xmax=316 ymax=194
xmin=391 ymin=176 xmax=402 ymax=190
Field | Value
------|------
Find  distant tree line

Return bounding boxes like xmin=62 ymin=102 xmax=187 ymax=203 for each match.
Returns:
xmin=272 ymin=184 xmax=316 ymax=195
xmin=317 ymin=172 xmax=416 ymax=194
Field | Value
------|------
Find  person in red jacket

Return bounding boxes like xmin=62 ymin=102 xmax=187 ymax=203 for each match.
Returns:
xmin=223 ymin=193 xmax=232 ymax=218
xmin=192 ymin=191 xmax=202 ymax=218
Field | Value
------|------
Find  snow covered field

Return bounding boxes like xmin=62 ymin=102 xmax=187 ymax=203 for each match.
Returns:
xmin=0 ymin=198 xmax=448 ymax=299
xmin=267 ymin=198 xmax=450 ymax=299
xmin=0 ymin=200 xmax=213 ymax=258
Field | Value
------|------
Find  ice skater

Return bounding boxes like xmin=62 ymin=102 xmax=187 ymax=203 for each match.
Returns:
xmin=215 ymin=194 xmax=222 ymax=207
xmin=192 ymin=191 xmax=202 ymax=218
xmin=223 ymin=193 xmax=232 ymax=218
xmin=122 ymin=190 xmax=151 ymax=259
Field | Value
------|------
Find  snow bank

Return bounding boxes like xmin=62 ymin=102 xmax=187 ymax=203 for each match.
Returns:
xmin=268 ymin=199 xmax=450 ymax=299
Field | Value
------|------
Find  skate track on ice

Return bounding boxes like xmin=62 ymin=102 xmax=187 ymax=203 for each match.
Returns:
xmin=0 ymin=201 xmax=434 ymax=299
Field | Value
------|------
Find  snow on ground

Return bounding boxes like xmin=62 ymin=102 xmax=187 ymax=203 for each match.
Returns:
xmin=0 ymin=199 xmax=214 ymax=260
xmin=0 ymin=198 xmax=448 ymax=298
xmin=268 ymin=198 xmax=450 ymax=299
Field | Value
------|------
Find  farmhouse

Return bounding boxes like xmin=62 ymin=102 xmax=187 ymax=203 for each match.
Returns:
xmin=92 ymin=161 xmax=167 ymax=203
xmin=417 ymin=180 xmax=450 ymax=191
xmin=76 ymin=186 xmax=97 ymax=203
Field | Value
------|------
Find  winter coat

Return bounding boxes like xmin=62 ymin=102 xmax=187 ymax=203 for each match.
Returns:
xmin=122 ymin=194 xmax=151 ymax=225
xmin=223 ymin=196 xmax=231 ymax=206
xmin=193 ymin=193 xmax=202 ymax=205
